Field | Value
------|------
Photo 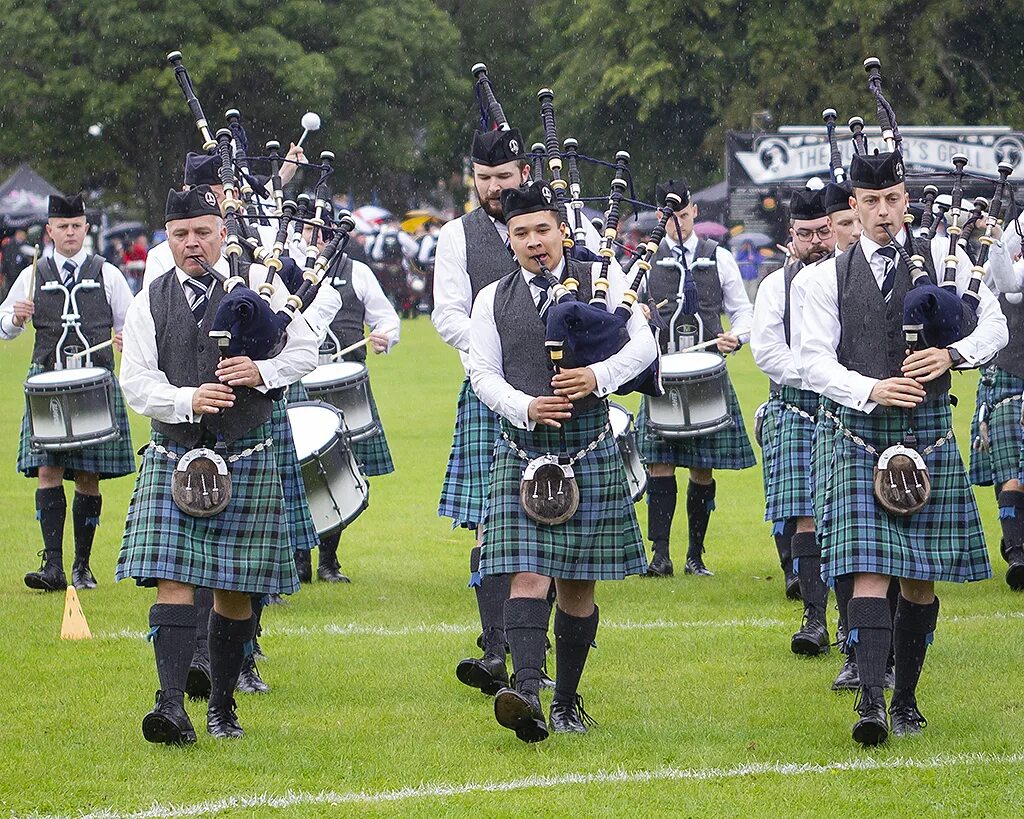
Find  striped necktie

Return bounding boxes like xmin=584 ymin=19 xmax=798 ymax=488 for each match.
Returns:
xmin=876 ymin=246 xmax=898 ymax=303
xmin=531 ymin=275 xmax=551 ymax=321
xmin=61 ymin=259 xmax=77 ymax=289
xmin=184 ymin=274 xmax=214 ymax=324
xmin=504 ymin=237 xmax=515 ymax=258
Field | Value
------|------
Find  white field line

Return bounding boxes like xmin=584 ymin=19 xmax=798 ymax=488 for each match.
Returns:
xmin=94 ymin=609 xmax=1024 ymax=642
xmin=31 ymin=750 xmax=1024 ymax=819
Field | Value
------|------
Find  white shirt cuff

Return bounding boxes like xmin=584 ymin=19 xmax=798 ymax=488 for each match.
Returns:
xmin=175 ymin=387 xmax=197 ymax=423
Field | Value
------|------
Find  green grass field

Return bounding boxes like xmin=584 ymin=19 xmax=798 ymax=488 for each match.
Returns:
xmin=0 ymin=318 xmax=1021 ymax=818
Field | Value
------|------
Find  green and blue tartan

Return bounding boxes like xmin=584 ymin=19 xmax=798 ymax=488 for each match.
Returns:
xmin=350 ymin=389 xmax=394 ymax=477
xmin=271 ymin=398 xmax=318 ymax=553
xmin=17 ymin=364 xmax=135 ymax=480
xmin=968 ymin=365 xmax=1024 ymax=487
xmin=116 ymin=421 xmax=299 ymax=595
xmin=758 ymin=393 xmax=782 ymax=516
xmin=438 ymin=379 xmax=500 ymax=529
xmin=479 ymin=403 xmax=647 ymax=581
xmin=811 ymin=398 xmax=839 ymax=525
xmin=284 ymin=380 xmax=309 ymax=405
xmin=818 ymin=399 xmax=991 ymax=584
xmin=764 ymin=386 xmax=817 ymax=523
xmin=637 ymin=374 xmax=756 ymax=470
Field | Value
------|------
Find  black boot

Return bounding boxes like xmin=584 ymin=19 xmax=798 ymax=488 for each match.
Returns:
xmin=186 ymin=588 xmax=213 ymax=701
xmin=457 ymin=547 xmax=510 ymax=695
xmin=70 ymin=492 xmax=101 ymax=589
xmin=848 ymin=596 xmax=892 ymax=746
xmin=998 ymin=489 xmax=1024 ymax=590
xmin=646 ymin=475 xmax=676 ymax=577
xmin=773 ymin=519 xmax=800 ymax=599
xmin=143 ymin=603 xmax=198 ymax=745
xmin=684 ymin=479 xmax=716 ymax=576
xmin=317 ymin=532 xmax=350 ymax=583
xmin=25 ymin=487 xmax=67 ymax=591
xmin=293 ymin=549 xmax=312 ymax=584
xmin=207 ymin=610 xmax=255 ymax=739
xmin=550 ymin=606 xmax=599 ymax=734
xmin=890 ymin=595 xmax=938 ymax=737
xmin=790 ymin=531 xmax=829 ymax=656
xmin=494 ymin=597 xmax=549 ymax=743
xmin=236 ymin=653 xmax=271 ymax=694
xmin=831 ymin=575 xmax=859 ymax=691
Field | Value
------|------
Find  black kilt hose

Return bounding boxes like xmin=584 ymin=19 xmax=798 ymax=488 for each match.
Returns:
xmin=968 ymin=365 xmax=1024 ymax=488
xmin=817 ymin=399 xmax=991 ymax=585
xmin=479 ymin=403 xmax=647 ymax=581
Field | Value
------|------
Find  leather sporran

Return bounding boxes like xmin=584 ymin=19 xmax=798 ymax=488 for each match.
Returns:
xmin=171 ymin=448 xmax=232 ymax=517
xmin=873 ymin=444 xmax=931 ymax=517
xmin=519 ymin=456 xmax=580 ymax=526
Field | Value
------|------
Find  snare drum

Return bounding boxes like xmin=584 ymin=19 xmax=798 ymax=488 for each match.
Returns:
xmin=608 ymin=402 xmax=647 ymax=502
xmin=288 ymin=401 xmax=369 ymax=536
xmin=644 ymin=351 xmax=732 ymax=439
xmin=301 ymin=361 xmax=379 ymax=441
xmin=24 ymin=367 xmax=119 ymax=451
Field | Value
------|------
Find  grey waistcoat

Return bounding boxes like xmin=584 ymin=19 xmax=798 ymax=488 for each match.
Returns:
xmin=32 ymin=255 xmax=114 ymax=370
xmin=325 ymin=255 xmax=367 ymax=363
xmin=493 ymin=259 xmax=598 ymax=415
xmin=994 ymin=294 xmax=1024 ymax=378
xmin=149 ymin=268 xmax=272 ymax=446
xmin=836 ymin=239 xmax=949 ymax=400
xmin=462 ymin=207 xmax=518 ymax=303
xmin=646 ymin=238 xmax=724 ymax=348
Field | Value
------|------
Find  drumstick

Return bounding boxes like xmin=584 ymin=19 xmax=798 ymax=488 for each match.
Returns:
xmin=656 ymin=299 xmax=669 ymax=309
xmin=330 ymin=336 xmax=371 ymax=361
xmin=677 ymin=333 xmax=751 ymax=355
xmin=68 ymin=338 xmax=115 ymax=359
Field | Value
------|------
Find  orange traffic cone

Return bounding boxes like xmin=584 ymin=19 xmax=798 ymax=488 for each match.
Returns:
xmin=61 ymin=585 xmax=92 ymax=640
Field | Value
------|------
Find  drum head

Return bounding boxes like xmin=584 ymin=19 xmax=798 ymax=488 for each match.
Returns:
xmin=660 ymin=351 xmax=724 ymax=377
xmin=288 ymin=402 xmax=343 ymax=460
xmin=301 ymin=361 xmax=367 ymax=388
xmin=25 ymin=366 xmax=109 ymax=388
xmin=607 ymin=402 xmax=631 ymax=437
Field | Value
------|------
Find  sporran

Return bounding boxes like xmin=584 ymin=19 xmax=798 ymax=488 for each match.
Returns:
xmin=519 ymin=455 xmax=580 ymax=526
xmin=171 ymin=447 xmax=232 ymax=517
xmin=872 ymin=443 xmax=931 ymax=517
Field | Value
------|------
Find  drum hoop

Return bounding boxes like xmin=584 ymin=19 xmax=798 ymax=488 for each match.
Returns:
xmin=25 ymin=372 xmax=113 ymax=391
xmin=659 ymin=366 xmax=727 ymax=384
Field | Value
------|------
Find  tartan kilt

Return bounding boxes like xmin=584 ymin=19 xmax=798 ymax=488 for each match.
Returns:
xmin=811 ymin=398 xmax=839 ymax=525
xmin=764 ymin=387 xmax=817 ymax=523
xmin=438 ymin=379 xmax=500 ymax=529
xmin=479 ymin=403 xmax=647 ymax=581
xmin=17 ymin=364 xmax=135 ymax=480
xmin=758 ymin=393 xmax=782 ymax=509
xmin=968 ymin=366 xmax=1024 ymax=487
xmin=637 ymin=375 xmax=756 ymax=470
xmin=350 ymin=388 xmax=394 ymax=477
xmin=284 ymin=380 xmax=310 ymax=405
xmin=116 ymin=422 xmax=299 ymax=595
xmin=818 ymin=399 xmax=991 ymax=584
xmin=271 ymin=398 xmax=318 ymax=553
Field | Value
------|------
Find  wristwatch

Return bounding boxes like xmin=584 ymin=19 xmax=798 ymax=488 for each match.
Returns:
xmin=946 ymin=346 xmax=965 ymax=368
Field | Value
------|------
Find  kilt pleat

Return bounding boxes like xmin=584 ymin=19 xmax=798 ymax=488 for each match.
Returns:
xmin=637 ymin=374 xmax=756 ymax=470
xmin=272 ymin=399 xmax=318 ymax=553
xmin=438 ymin=379 xmax=500 ymax=529
xmin=116 ymin=422 xmax=299 ymax=595
xmin=818 ymin=399 xmax=991 ymax=584
xmin=968 ymin=366 xmax=1024 ymax=487
xmin=18 ymin=364 xmax=136 ymax=480
xmin=350 ymin=388 xmax=394 ymax=477
xmin=764 ymin=387 xmax=817 ymax=523
xmin=284 ymin=381 xmax=310 ymax=405
xmin=811 ymin=398 xmax=839 ymax=525
xmin=479 ymin=404 xmax=647 ymax=581
xmin=759 ymin=393 xmax=782 ymax=506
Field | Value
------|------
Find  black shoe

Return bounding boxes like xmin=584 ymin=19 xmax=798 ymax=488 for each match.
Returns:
xmin=890 ymin=696 xmax=927 ymax=737
xmin=684 ymin=555 xmax=714 ymax=577
xmin=207 ymin=699 xmax=244 ymax=739
xmin=785 ymin=569 xmax=801 ymax=600
xmin=185 ymin=650 xmax=212 ymax=701
xmin=791 ymin=614 xmax=830 ymax=656
xmin=539 ymin=669 xmax=555 ymax=689
xmin=1006 ymin=553 xmax=1024 ymax=591
xmin=71 ymin=561 xmax=97 ymax=590
xmin=646 ymin=554 xmax=674 ymax=577
xmin=852 ymin=687 xmax=889 ymax=747
xmin=265 ymin=593 xmax=286 ymax=606
xmin=884 ymin=665 xmax=895 ymax=691
xmin=24 ymin=555 xmax=66 ymax=592
xmin=142 ymin=690 xmax=197 ymax=746
xmin=236 ymin=655 xmax=270 ymax=694
xmin=456 ymin=652 xmax=509 ymax=696
xmin=317 ymin=563 xmax=351 ymax=583
xmin=550 ymin=694 xmax=597 ymax=734
xmin=831 ymin=656 xmax=860 ymax=691
xmin=294 ymin=550 xmax=312 ymax=584
xmin=494 ymin=687 xmax=548 ymax=743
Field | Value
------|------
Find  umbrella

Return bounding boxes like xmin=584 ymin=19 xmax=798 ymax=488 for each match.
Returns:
xmin=352 ymin=205 xmax=394 ymax=235
xmin=401 ymin=209 xmax=444 ymax=234
xmin=730 ymin=231 xmax=773 ymax=248
xmin=103 ymin=221 xmax=146 ymax=240
xmin=694 ymin=220 xmax=728 ymax=240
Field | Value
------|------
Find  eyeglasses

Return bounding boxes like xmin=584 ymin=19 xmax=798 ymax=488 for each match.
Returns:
xmin=794 ymin=226 xmax=834 ymax=241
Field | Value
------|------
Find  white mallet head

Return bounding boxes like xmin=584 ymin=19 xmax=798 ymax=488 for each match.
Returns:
xmin=297 ymin=112 xmax=321 ymax=147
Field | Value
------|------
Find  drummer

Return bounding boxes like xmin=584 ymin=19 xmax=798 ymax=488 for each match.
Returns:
xmin=638 ymin=178 xmax=756 ymax=578
xmin=0 ymin=193 xmax=135 ymax=592
xmin=294 ymin=215 xmax=400 ymax=583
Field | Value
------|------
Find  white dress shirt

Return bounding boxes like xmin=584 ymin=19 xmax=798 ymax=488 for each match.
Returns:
xmin=750 ymin=265 xmax=801 ymax=388
xmin=0 ymin=247 xmax=134 ymax=340
xmin=142 ymin=240 xmax=174 ymax=289
xmin=120 ymin=258 xmax=319 ymax=425
xmin=789 ymin=254 xmax=837 ymax=381
xmin=312 ymin=259 xmax=401 ymax=353
xmin=798 ymin=231 xmax=1008 ymax=413
xmin=469 ymin=258 xmax=657 ymax=430
xmin=661 ymin=233 xmax=754 ymax=338
xmin=985 ymin=237 xmax=1024 ymax=302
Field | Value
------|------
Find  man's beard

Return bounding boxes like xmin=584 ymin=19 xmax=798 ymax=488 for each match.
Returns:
xmin=801 ymin=244 xmax=828 ymax=264
xmin=479 ymin=195 xmax=504 ymax=221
